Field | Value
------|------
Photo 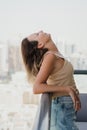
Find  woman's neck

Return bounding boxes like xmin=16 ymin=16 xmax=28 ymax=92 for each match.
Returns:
xmin=45 ymin=39 xmax=58 ymax=52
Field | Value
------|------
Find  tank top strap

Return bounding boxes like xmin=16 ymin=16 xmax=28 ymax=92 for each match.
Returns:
xmin=44 ymin=51 xmax=65 ymax=59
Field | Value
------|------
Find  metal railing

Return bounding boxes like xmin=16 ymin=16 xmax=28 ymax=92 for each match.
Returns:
xmin=74 ymin=70 xmax=87 ymax=75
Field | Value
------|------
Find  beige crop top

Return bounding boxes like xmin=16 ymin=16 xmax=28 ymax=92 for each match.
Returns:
xmin=46 ymin=51 xmax=77 ymax=98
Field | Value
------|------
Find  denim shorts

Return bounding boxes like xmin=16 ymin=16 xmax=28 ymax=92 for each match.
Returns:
xmin=50 ymin=96 xmax=79 ymax=130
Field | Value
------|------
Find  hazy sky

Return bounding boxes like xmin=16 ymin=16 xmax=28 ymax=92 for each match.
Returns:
xmin=0 ymin=0 xmax=87 ymax=50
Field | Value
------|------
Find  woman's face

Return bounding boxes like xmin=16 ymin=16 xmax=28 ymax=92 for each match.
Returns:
xmin=27 ymin=31 xmax=51 ymax=44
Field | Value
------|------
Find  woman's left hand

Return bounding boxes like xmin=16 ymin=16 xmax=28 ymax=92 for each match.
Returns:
xmin=68 ymin=87 xmax=81 ymax=111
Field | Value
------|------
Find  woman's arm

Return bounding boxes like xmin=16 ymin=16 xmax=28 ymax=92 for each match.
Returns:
xmin=33 ymin=53 xmax=70 ymax=94
xmin=33 ymin=53 xmax=65 ymax=94
xmin=33 ymin=53 xmax=81 ymax=111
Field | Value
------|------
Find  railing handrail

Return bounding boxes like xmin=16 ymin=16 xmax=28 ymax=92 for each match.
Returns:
xmin=74 ymin=70 xmax=87 ymax=75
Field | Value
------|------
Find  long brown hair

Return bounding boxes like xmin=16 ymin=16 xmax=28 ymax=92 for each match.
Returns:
xmin=21 ymin=38 xmax=48 ymax=83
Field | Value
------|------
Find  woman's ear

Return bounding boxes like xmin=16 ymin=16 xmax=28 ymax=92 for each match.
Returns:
xmin=37 ymin=42 xmax=44 ymax=48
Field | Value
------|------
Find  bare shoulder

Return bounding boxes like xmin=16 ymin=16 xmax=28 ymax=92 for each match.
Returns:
xmin=35 ymin=52 xmax=56 ymax=83
xmin=42 ymin=52 xmax=56 ymax=66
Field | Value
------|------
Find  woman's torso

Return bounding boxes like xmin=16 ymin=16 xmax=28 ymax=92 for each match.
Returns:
xmin=46 ymin=51 xmax=77 ymax=98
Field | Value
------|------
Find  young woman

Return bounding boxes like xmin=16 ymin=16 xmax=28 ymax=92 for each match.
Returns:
xmin=21 ymin=30 xmax=81 ymax=130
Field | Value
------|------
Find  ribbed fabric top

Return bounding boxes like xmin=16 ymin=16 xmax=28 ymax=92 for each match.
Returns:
xmin=46 ymin=51 xmax=77 ymax=98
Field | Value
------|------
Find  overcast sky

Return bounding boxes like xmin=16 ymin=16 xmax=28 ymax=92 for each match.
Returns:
xmin=0 ymin=0 xmax=87 ymax=50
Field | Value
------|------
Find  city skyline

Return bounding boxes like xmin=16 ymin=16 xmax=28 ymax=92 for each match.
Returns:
xmin=0 ymin=0 xmax=87 ymax=50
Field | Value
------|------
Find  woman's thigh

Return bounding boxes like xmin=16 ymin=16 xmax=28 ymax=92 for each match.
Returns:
xmin=50 ymin=96 xmax=79 ymax=130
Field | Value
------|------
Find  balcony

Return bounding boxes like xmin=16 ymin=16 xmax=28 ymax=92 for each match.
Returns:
xmin=0 ymin=70 xmax=86 ymax=130
xmin=74 ymin=70 xmax=87 ymax=130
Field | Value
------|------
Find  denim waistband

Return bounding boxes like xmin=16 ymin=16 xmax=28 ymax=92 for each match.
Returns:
xmin=52 ymin=96 xmax=73 ymax=104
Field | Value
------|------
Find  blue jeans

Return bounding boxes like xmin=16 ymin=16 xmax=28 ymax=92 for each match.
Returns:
xmin=50 ymin=96 xmax=79 ymax=130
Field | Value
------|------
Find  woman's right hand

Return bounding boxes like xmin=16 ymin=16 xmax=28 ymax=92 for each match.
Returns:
xmin=67 ymin=87 xmax=81 ymax=111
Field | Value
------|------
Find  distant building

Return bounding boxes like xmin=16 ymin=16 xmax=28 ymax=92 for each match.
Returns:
xmin=56 ymin=41 xmax=76 ymax=56
xmin=0 ymin=43 xmax=8 ymax=77
xmin=7 ymin=43 xmax=24 ymax=74
xmin=56 ymin=40 xmax=87 ymax=69
xmin=23 ymin=91 xmax=40 ymax=105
